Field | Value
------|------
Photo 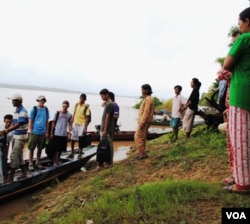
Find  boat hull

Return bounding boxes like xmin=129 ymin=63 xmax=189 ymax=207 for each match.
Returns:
xmin=0 ymin=145 xmax=97 ymax=201
xmin=89 ymin=131 xmax=168 ymax=141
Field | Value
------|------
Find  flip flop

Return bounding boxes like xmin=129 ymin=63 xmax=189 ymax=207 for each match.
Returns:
xmin=91 ymin=166 xmax=102 ymax=172
xmin=221 ymin=176 xmax=235 ymax=186
xmin=103 ymin=162 xmax=109 ymax=168
xmin=17 ymin=174 xmax=28 ymax=180
xmin=223 ymin=184 xmax=250 ymax=194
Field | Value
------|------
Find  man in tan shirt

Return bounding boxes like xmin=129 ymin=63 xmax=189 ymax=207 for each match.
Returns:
xmin=134 ymin=84 xmax=154 ymax=160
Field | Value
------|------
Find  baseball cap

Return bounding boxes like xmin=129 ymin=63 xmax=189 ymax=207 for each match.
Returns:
xmin=36 ymin=95 xmax=47 ymax=102
xmin=8 ymin=93 xmax=23 ymax=102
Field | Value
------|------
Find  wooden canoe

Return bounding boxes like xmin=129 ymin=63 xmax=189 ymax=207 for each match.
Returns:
xmin=0 ymin=145 xmax=97 ymax=201
xmin=88 ymin=130 xmax=169 ymax=141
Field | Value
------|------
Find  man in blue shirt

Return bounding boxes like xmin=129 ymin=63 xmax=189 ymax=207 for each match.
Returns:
xmin=28 ymin=95 xmax=50 ymax=171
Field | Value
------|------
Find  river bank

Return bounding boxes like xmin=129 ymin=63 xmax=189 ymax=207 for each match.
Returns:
xmin=2 ymin=125 xmax=249 ymax=224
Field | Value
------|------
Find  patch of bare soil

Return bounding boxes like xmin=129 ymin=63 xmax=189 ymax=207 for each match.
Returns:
xmin=5 ymin=143 xmax=228 ymax=224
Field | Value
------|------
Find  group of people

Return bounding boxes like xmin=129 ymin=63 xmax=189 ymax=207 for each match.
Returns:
xmin=1 ymin=7 xmax=250 ymax=193
xmin=171 ymin=6 xmax=250 ymax=194
xmin=134 ymin=80 xmax=202 ymax=160
xmin=133 ymin=6 xmax=250 ymax=195
xmin=170 ymin=78 xmax=202 ymax=142
xmin=0 ymin=89 xmax=120 ymax=183
xmin=218 ymin=7 xmax=250 ymax=193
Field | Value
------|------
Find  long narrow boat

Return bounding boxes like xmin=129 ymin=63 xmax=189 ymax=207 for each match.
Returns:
xmin=89 ymin=130 xmax=170 ymax=141
xmin=90 ymin=125 xmax=170 ymax=141
xmin=0 ymin=145 xmax=97 ymax=201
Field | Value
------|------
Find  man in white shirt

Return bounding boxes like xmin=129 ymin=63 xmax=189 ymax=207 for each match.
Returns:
xmin=170 ymin=85 xmax=187 ymax=141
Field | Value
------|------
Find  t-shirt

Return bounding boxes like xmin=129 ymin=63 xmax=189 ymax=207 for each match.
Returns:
xmin=0 ymin=124 xmax=13 ymax=144
xmin=54 ymin=111 xmax=72 ymax=136
xmin=13 ymin=105 xmax=29 ymax=140
xmin=73 ymin=103 xmax=90 ymax=125
xmin=187 ymin=88 xmax=200 ymax=111
xmin=30 ymin=106 xmax=50 ymax=135
xmin=0 ymin=125 xmax=6 ymax=150
xmin=101 ymin=101 xmax=114 ymax=136
xmin=228 ymin=32 xmax=250 ymax=110
xmin=172 ymin=94 xmax=187 ymax=118
xmin=113 ymin=102 xmax=119 ymax=119
xmin=138 ymin=95 xmax=154 ymax=124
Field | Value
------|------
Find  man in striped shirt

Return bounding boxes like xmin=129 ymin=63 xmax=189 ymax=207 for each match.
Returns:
xmin=0 ymin=94 xmax=29 ymax=182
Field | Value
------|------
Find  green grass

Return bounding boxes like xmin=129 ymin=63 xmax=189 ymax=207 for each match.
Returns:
xmin=5 ymin=125 xmax=250 ymax=224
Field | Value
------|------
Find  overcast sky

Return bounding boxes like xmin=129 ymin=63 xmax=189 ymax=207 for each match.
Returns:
xmin=0 ymin=0 xmax=249 ymax=99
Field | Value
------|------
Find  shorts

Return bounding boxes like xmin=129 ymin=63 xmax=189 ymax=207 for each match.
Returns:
xmin=170 ymin=118 xmax=181 ymax=128
xmin=53 ymin=136 xmax=68 ymax=152
xmin=28 ymin=133 xmax=46 ymax=151
xmin=71 ymin=123 xmax=85 ymax=141
xmin=10 ymin=139 xmax=26 ymax=169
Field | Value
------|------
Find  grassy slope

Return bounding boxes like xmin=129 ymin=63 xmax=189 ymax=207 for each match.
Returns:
xmin=4 ymin=125 xmax=250 ymax=224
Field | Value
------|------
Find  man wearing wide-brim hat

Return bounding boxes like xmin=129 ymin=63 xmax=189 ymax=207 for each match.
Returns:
xmin=28 ymin=95 xmax=50 ymax=171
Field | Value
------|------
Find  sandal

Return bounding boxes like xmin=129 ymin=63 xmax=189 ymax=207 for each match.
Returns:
xmin=221 ymin=176 xmax=235 ymax=186
xmin=91 ymin=166 xmax=102 ymax=172
xmin=17 ymin=173 xmax=28 ymax=180
xmin=224 ymin=184 xmax=250 ymax=194
xmin=103 ymin=162 xmax=109 ymax=168
xmin=66 ymin=154 xmax=74 ymax=158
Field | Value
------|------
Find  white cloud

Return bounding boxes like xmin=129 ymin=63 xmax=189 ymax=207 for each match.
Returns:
xmin=0 ymin=0 xmax=249 ymax=99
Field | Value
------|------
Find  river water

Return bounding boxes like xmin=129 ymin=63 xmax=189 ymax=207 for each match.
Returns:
xmin=0 ymin=87 xmax=170 ymax=220
xmin=0 ymin=87 xmax=140 ymax=131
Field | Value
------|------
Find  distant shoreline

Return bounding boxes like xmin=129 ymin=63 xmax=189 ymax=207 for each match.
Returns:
xmin=0 ymin=83 xmax=138 ymax=98
xmin=0 ymin=83 xmax=92 ymax=94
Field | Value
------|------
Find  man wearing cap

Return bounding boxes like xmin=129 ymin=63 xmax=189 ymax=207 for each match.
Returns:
xmin=28 ymin=95 xmax=50 ymax=171
xmin=68 ymin=93 xmax=91 ymax=158
xmin=0 ymin=94 xmax=29 ymax=182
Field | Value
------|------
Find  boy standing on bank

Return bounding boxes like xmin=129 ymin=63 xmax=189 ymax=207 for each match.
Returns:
xmin=170 ymin=85 xmax=187 ymax=142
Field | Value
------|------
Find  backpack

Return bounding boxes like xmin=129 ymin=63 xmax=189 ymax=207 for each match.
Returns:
xmin=48 ymin=111 xmax=60 ymax=135
xmin=96 ymin=137 xmax=111 ymax=163
xmin=45 ymin=111 xmax=60 ymax=160
xmin=74 ymin=103 xmax=91 ymax=124
xmin=33 ymin=106 xmax=49 ymax=120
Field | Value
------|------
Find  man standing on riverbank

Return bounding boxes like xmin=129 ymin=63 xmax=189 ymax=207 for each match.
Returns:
xmin=170 ymin=85 xmax=187 ymax=142
xmin=134 ymin=84 xmax=154 ymax=160
xmin=94 ymin=88 xmax=114 ymax=171
xmin=0 ymin=94 xmax=29 ymax=182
